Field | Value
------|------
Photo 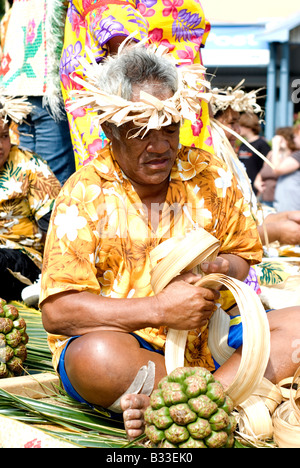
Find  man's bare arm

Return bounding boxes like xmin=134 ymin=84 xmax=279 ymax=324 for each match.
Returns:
xmin=41 ymin=273 xmax=220 ymax=337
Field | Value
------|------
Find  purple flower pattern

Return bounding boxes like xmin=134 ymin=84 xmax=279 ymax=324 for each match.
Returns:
xmin=91 ymin=16 xmax=127 ymax=45
xmin=172 ymin=9 xmax=204 ymax=42
xmin=60 ymin=42 xmax=83 ymax=78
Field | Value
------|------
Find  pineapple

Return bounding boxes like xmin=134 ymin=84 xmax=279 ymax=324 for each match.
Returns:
xmin=0 ymin=300 xmax=28 ymax=378
xmin=145 ymin=367 xmax=237 ymax=448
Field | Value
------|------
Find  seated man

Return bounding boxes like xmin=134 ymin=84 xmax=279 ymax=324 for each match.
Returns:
xmin=0 ymin=93 xmax=61 ymax=302
xmin=40 ymin=45 xmax=300 ymax=440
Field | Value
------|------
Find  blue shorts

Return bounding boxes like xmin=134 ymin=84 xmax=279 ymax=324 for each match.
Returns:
xmin=57 ymin=321 xmax=247 ymax=414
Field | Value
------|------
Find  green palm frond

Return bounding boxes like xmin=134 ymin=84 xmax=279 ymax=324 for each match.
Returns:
xmin=0 ymin=385 xmax=143 ymax=448
xmin=0 ymin=302 xmax=144 ymax=448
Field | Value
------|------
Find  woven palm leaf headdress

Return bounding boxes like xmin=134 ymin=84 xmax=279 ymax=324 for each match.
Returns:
xmin=210 ymin=80 xmax=264 ymax=115
xmin=0 ymin=88 xmax=32 ymax=124
xmin=67 ymin=39 xmax=212 ymax=138
xmin=210 ymin=80 xmax=273 ymax=170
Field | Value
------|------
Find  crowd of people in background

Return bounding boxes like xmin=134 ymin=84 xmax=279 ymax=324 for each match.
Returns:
xmin=237 ymin=118 xmax=300 ymax=213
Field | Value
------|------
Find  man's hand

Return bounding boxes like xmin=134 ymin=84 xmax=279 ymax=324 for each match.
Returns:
xmin=201 ymin=254 xmax=250 ymax=282
xmin=277 ymin=220 xmax=300 ymax=245
xmin=263 ymin=211 xmax=300 ymax=245
xmin=155 ymin=272 xmax=220 ymax=330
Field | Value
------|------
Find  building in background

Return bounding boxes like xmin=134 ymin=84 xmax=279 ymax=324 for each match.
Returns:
xmin=202 ymin=0 xmax=300 ymax=140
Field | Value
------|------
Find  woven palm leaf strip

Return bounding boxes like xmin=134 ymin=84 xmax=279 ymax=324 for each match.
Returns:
xmin=235 ymin=378 xmax=283 ymax=443
xmin=272 ymin=366 xmax=300 ymax=448
xmin=150 ymin=228 xmax=271 ymax=407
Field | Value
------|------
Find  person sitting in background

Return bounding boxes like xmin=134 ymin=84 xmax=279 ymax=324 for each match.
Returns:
xmin=272 ymin=125 xmax=300 ymax=213
xmin=238 ymin=112 xmax=271 ymax=193
xmin=0 ymin=92 xmax=61 ymax=302
xmin=210 ymin=87 xmax=300 ymax=248
xmin=254 ymin=127 xmax=296 ymax=208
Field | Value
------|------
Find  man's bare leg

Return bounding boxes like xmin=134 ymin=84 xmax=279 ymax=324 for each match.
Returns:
xmin=64 ymin=331 xmax=167 ymax=408
xmin=214 ymin=306 xmax=300 ymax=389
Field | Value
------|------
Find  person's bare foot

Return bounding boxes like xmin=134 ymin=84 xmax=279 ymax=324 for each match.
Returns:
xmin=120 ymin=393 xmax=150 ymax=440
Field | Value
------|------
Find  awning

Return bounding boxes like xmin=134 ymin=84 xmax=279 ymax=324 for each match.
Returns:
xmin=202 ymin=25 xmax=270 ymax=67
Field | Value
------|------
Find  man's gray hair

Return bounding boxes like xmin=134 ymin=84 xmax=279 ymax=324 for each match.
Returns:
xmin=95 ymin=45 xmax=179 ymax=101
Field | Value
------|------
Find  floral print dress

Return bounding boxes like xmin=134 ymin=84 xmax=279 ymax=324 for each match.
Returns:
xmin=60 ymin=0 xmax=213 ymax=169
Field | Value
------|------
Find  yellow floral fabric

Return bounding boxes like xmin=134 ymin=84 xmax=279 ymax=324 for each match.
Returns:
xmin=40 ymin=144 xmax=263 ymax=371
xmin=61 ymin=0 xmax=213 ymax=169
xmin=0 ymin=146 xmax=61 ymax=268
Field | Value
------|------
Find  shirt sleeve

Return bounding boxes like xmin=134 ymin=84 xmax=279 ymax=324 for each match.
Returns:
xmin=39 ymin=172 xmax=102 ymax=304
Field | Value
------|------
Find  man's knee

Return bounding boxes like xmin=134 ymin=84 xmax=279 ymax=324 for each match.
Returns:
xmin=65 ymin=331 xmax=130 ymax=374
xmin=63 ymin=331 xmax=156 ymax=408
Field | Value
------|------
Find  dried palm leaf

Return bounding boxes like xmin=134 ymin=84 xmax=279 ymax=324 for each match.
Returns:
xmin=236 ymin=395 xmax=274 ymax=441
xmin=150 ymin=228 xmax=220 ymax=294
xmin=253 ymin=378 xmax=283 ymax=415
xmin=0 ymin=91 xmax=32 ymax=124
xmin=272 ymin=367 xmax=300 ymax=447
xmin=68 ymin=42 xmax=212 ymax=139
xmin=194 ymin=274 xmax=270 ymax=406
xmin=210 ymin=80 xmax=263 ymax=115
xmin=207 ymin=306 xmax=236 ymax=367
xmin=150 ymin=229 xmax=271 ymax=407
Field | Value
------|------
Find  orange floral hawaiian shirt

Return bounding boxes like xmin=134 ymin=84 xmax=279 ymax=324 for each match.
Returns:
xmin=40 ymin=144 xmax=263 ymax=371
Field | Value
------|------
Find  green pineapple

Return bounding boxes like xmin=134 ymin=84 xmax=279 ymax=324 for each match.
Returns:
xmin=145 ymin=367 xmax=237 ymax=448
xmin=0 ymin=300 xmax=28 ymax=378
